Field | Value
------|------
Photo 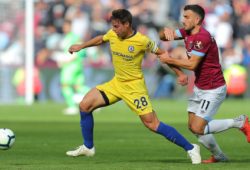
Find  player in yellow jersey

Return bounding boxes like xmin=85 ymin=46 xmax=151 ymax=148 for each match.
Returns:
xmin=66 ymin=9 xmax=201 ymax=164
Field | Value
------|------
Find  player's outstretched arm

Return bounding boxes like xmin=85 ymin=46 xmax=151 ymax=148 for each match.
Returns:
xmin=156 ymin=49 xmax=188 ymax=86
xmin=158 ymin=52 xmax=202 ymax=71
xmin=69 ymin=35 xmax=104 ymax=54
xmin=159 ymin=28 xmax=179 ymax=41
xmin=167 ymin=63 xmax=188 ymax=86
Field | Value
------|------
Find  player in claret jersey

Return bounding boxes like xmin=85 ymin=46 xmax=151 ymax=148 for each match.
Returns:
xmin=158 ymin=4 xmax=250 ymax=163
xmin=66 ymin=8 xmax=201 ymax=164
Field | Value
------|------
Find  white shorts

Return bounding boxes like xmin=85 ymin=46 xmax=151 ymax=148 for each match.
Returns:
xmin=187 ymin=85 xmax=227 ymax=122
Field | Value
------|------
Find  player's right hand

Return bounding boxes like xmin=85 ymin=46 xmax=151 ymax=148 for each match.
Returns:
xmin=164 ymin=28 xmax=175 ymax=41
xmin=177 ymin=74 xmax=188 ymax=86
xmin=68 ymin=45 xmax=82 ymax=54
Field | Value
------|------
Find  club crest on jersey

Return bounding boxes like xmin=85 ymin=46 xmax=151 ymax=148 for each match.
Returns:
xmin=128 ymin=46 xmax=134 ymax=52
xmin=194 ymin=41 xmax=203 ymax=50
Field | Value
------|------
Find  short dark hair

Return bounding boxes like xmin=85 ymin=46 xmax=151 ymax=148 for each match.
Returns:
xmin=111 ymin=9 xmax=132 ymax=26
xmin=184 ymin=4 xmax=205 ymax=24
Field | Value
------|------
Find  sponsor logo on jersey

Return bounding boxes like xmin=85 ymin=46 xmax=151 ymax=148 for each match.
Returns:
xmin=112 ymin=51 xmax=133 ymax=61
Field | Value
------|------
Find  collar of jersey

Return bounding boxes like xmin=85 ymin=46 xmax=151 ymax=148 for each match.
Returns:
xmin=126 ymin=30 xmax=137 ymax=39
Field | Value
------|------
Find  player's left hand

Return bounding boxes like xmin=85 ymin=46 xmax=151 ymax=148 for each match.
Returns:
xmin=177 ymin=74 xmax=188 ymax=86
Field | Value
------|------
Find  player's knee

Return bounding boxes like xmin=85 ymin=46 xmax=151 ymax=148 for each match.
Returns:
xmin=79 ymin=100 xmax=93 ymax=112
xmin=144 ymin=123 xmax=157 ymax=131
xmin=188 ymin=123 xmax=204 ymax=135
xmin=143 ymin=120 xmax=159 ymax=132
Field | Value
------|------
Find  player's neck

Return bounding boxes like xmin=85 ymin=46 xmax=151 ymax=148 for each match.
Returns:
xmin=191 ymin=25 xmax=201 ymax=35
xmin=126 ymin=28 xmax=135 ymax=39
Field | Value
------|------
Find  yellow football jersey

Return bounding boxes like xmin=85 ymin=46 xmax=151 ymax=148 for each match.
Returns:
xmin=103 ymin=29 xmax=158 ymax=82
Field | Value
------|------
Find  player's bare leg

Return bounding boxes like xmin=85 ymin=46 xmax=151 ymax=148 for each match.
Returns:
xmin=66 ymin=88 xmax=106 ymax=157
xmin=189 ymin=113 xmax=250 ymax=163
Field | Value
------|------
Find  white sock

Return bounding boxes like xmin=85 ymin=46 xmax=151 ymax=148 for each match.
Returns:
xmin=204 ymin=119 xmax=234 ymax=134
xmin=197 ymin=134 xmax=223 ymax=156
xmin=232 ymin=115 xmax=245 ymax=128
xmin=204 ymin=116 xmax=245 ymax=134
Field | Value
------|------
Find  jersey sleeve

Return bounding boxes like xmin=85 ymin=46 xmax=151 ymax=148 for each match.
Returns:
xmin=175 ymin=28 xmax=186 ymax=39
xmin=143 ymin=36 xmax=159 ymax=54
xmin=190 ymin=34 xmax=211 ymax=57
xmin=102 ymin=29 xmax=113 ymax=42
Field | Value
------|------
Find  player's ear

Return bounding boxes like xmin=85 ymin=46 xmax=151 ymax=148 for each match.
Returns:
xmin=195 ymin=15 xmax=201 ymax=25
xmin=124 ymin=21 xmax=130 ymax=28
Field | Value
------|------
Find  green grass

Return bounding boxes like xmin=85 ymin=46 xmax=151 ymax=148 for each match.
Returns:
xmin=0 ymin=99 xmax=250 ymax=170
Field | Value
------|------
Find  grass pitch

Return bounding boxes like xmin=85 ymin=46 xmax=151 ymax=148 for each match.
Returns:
xmin=0 ymin=99 xmax=250 ymax=170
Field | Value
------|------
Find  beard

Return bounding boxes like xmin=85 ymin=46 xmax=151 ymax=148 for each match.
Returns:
xmin=184 ymin=25 xmax=195 ymax=35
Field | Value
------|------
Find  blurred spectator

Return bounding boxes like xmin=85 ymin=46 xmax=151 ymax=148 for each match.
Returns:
xmin=154 ymin=63 xmax=175 ymax=98
xmin=89 ymin=3 xmax=109 ymax=37
xmin=169 ymin=0 xmax=186 ymax=21
xmin=12 ymin=67 xmax=43 ymax=101
xmin=242 ymin=35 xmax=250 ymax=67
xmin=0 ymin=31 xmax=10 ymax=50
xmin=64 ymin=2 xmax=91 ymax=39
xmin=231 ymin=0 xmax=250 ymax=39
xmin=224 ymin=64 xmax=248 ymax=97
xmin=221 ymin=37 xmax=242 ymax=69
xmin=0 ymin=0 xmax=25 ymax=66
xmin=46 ymin=0 xmax=68 ymax=33
xmin=0 ymin=33 xmax=25 ymax=65
xmin=214 ymin=0 xmax=233 ymax=53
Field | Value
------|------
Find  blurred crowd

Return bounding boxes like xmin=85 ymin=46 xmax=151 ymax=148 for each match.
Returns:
xmin=0 ymin=0 xmax=250 ymax=99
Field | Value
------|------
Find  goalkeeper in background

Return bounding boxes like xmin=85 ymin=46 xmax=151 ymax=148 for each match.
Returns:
xmin=37 ymin=20 xmax=90 ymax=115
